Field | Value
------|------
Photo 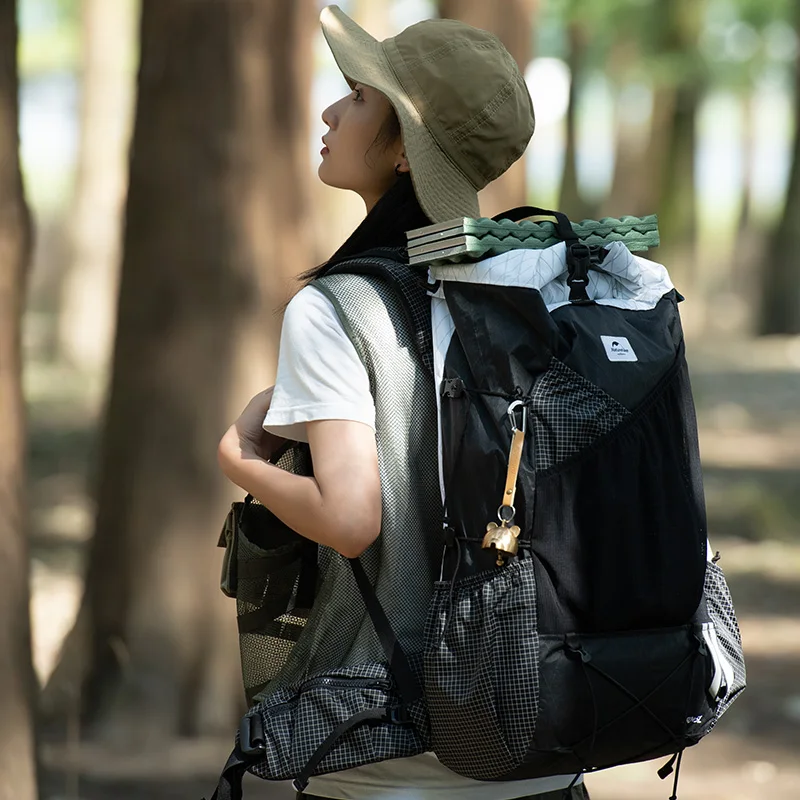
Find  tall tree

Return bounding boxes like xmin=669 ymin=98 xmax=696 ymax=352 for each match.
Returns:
xmin=44 ymin=0 xmax=317 ymax=746
xmin=602 ymin=34 xmax=654 ymax=218
xmin=640 ymin=0 xmax=706 ymax=293
xmin=760 ymin=35 xmax=800 ymax=334
xmin=57 ymin=0 xmax=137 ymax=372
xmin=438 ymin=0 xmax=537 ymax=216
xmin=558 ymin=21 xmax=597 ymax=221
xmin=0 ymin=1 xmax=38 ymax=798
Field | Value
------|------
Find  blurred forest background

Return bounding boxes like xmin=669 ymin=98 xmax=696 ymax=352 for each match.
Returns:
xmin=1 ymin=0 xmax=799 ymax=798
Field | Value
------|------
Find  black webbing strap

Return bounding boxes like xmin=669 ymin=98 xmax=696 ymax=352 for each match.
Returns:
xmin=235 ymin=547 xmax=302 ymax=579
xmin=291 ymin=707 xmax=392 ymax=794
xmin=236 ymin=605 xmax=305 ymax=636
xmin=491 ymin=205 xmax=577 ymax=244
xmin=348 ymin=557 xmax=423 ymax=706
xmin=491 ymin=205 xmax=596 ymax=305
xmin=295 ymin=540 xmax=318 ymax=609
xmin=202 ymin=747 xmax=250 ymax=800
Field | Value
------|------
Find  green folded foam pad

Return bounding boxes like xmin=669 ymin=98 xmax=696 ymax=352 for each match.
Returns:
xmin=406 ymin=214 xmax=659 ymax=268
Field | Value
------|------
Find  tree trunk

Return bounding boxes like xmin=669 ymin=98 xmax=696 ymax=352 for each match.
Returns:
xmin=438 ymin=0 xmax=537 ymax=217
xmin=760 ymin=33 xmax=800 ymax=334
xmin=57 ymin=0 xmax=137 ymax=373
xmin=602 ymin=37 xmax=655 ymax=218
xmin=723 ymin=90 xmax=763 ymax=336
xmin=655 ymin=82 xmax=699 ymax=294
xmin=558 ymin=22 xmax=596 ymax=221
xmin=645 ymin=0 xmax=705 ymax=299
xmin=44 ymin=0 xmax=317 ymax=747
xmin=0 ymin=1 xmax=37 ymax=798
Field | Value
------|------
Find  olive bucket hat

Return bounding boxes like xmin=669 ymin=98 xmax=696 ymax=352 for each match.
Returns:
xmin=320 ymin=5 xmax=535 ymax=224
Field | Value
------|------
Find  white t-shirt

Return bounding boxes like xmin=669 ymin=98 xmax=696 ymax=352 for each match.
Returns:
xmin=263 ymin=285 xmax=582 ymax=799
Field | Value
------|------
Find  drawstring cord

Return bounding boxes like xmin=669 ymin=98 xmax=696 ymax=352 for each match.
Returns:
xmin=561 ymin=771 xmax=582 ymax=799
xmin=439 ymin=535 xmax=463 ymax=644
xmin=670 ymin=750 xmax=683 ymax=800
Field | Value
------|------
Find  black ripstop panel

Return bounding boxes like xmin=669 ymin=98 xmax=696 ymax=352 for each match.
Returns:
xmin=440 ymin=282 xmax=561 ymax=570
xmin=440 ymin=281 xmax=706 ymax=630
xmin=531 ymin=353 xmax=708 ymax=634
xmin=550 ymin=291 xmax=684 ymax=411
xmin=496 ymin=626 xmax=713 ymax=781
xmin=440 ymin=282 xmax=633 ymax=576
xmin=443 ymin=282 xmax=560 ymax=393
xmin=440 ymin=329 xmax=533 ymax=563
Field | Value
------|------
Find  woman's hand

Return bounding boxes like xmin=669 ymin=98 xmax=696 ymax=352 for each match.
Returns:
xmin=218 ymin=388 xmax=285 ymax=475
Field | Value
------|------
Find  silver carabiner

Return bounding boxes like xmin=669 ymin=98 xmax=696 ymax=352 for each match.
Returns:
xmin=507 ymin=400 xmax=527 ymax=434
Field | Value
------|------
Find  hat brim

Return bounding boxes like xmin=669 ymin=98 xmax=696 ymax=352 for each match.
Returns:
xmin=320 ymin=5 xmax=480 ymax=224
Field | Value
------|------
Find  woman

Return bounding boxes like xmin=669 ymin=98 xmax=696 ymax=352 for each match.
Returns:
xmin=218 ymin=5 xmax=589 ymax=799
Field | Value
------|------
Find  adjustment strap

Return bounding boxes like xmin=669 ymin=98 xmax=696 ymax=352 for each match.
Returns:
xmin=491 ymin=205 xmax=577 ymax=244
xmin=291 ymin=707 xmax=392 ymax=794
xmin=202 ymin=747 xmax=250 ymax=800
xmin=295 ymin=540 xmax=318 ymax=609
xmin=349 ymin=558 xmax=423 ymax=706
xmin=502 ymin=428 xmax=525 ymax=509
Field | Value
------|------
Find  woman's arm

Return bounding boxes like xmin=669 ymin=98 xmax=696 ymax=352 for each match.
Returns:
xmin=218 ymin=392 xmax=381 ymax=559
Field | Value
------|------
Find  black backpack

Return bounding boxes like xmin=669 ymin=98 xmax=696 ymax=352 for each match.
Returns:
xmin=415 ymin=207 xmax=745 ymax=793
xmin=206 ymin=208 xmax=745 ymax=800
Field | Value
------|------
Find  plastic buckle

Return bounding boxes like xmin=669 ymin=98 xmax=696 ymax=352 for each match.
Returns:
xmin=566 ymin=243 xmax=593 ymax=304
xmin=238 ymin=711 xmax=266 ymax=757
xmin=443 ymin=525 xmax=456 ymax=548
xmin=440 ymin=378 xmax=464 ymax=398
xmin=388 ymin=705 xmax=410 ymax=724
xmin=291 ymin=778 xmax=309 ymax=794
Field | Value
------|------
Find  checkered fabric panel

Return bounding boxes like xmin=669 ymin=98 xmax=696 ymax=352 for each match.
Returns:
xmin=530 ymin=358 xmax=631 ymax=471
xmin=703 ymin=562 xmax=747 ymax=723
xmin=248 ymin=666 xmax=428 ymax=779
xmin=423 ymin=558 xmax=540 ymax=779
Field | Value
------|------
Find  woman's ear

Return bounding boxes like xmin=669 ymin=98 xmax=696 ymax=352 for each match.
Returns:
xmin=394 ymin=152 xmax=410 ymax=174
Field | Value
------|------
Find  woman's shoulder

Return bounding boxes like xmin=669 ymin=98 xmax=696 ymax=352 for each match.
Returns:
xmin=282 ymin=283 xmax=343 ymax=333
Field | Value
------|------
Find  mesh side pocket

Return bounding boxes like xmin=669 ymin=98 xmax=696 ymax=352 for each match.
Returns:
xmin=704 ymin=561 xmax=746 ymax=721
xmin=217 ymin=443 xmax=315 ymax=705
xmin=423 ymin=558 xmax=540 ymax=780
xmin=235 ymin=516 xmax=308 ymax=705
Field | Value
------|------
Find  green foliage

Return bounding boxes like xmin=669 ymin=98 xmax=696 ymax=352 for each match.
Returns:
xmin=17 ymin=0 xmax=81 ymax=75
xmin=544 ymin=0 xmax=796 ymax=92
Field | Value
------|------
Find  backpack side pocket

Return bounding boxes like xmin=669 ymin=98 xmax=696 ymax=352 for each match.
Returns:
xmin=423 ymin=558 xmax=540 ymax=779
xmin=703 ymin=560 xmax=746 ymax=723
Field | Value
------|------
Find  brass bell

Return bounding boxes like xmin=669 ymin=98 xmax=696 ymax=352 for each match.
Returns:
xmin=482 ymin=521 xmax=521 ymax=566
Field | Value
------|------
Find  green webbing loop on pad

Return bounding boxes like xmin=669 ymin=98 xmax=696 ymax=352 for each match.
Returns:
xmin=407 ymin=214 xmax=659 ymax=268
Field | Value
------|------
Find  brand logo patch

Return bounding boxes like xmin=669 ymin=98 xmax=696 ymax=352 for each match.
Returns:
xmin=600 ymin=335 xmax=638 ymax=362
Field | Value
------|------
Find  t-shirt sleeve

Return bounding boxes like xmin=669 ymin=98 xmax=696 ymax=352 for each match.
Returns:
xmin=262 ymin=285 xmax=375 ymax=443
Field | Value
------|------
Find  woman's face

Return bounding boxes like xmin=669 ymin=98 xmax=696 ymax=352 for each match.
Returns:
xmin=319 ymin=83 xmax=406 ymax=211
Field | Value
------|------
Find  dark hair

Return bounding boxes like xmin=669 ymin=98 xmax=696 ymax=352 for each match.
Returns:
xmin=364 ymin=103 xmax=402 ymax=168
xmin=301 ymin=110 xmax=432 ymax=283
